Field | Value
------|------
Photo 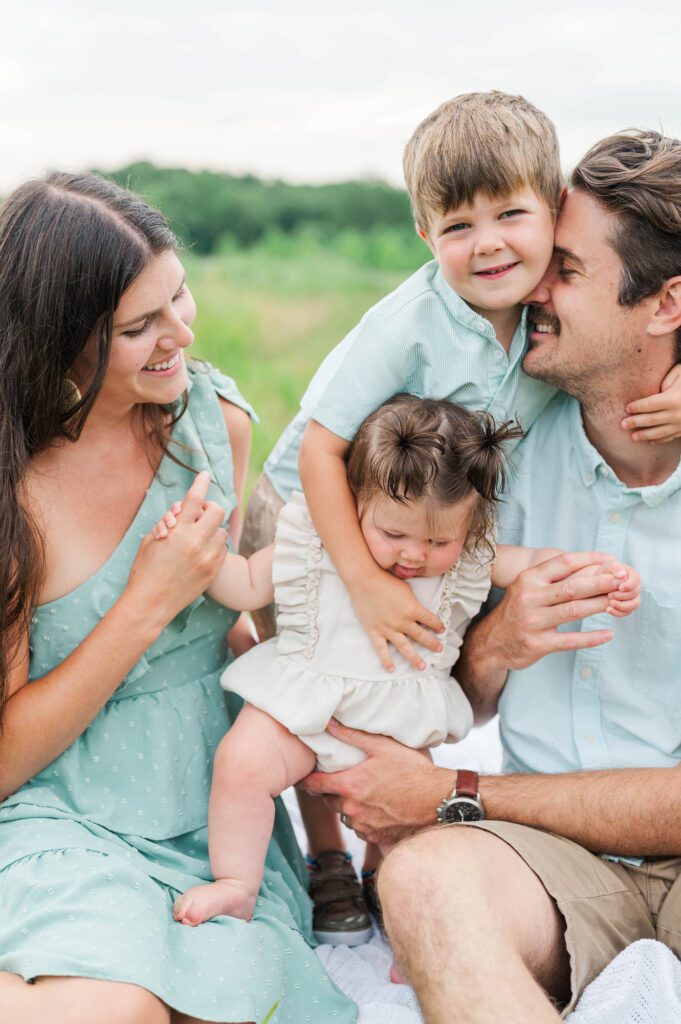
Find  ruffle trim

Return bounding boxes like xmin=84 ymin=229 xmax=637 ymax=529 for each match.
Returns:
xmin=271 ymin=491 xmax=493 ymax=667
xmin=272 ymin=493 xmax=322 ymax=658
xmin=433 ymin=548 xmax=493 ymax=671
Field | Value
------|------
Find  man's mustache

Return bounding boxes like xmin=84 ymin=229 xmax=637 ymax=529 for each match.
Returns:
xmin=527 ymin=305 xmax=561 ymax=335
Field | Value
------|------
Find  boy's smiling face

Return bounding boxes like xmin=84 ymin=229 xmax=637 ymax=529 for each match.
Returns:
xmin=422 ymin=188 xmax=556 ymax=319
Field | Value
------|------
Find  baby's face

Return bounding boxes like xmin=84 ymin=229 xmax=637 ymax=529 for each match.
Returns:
xmin=424 ymin=187 xmax=556 ymax=318
xmin=360 ymin=494 xmax=477 ymax=579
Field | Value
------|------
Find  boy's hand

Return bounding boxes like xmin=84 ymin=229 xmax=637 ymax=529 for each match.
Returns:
xmin=151 ymin=502 xmax=183 ymax=540
xmin=572 ymin=560 xmax=641 ymax=618
xmin=622 ymin=364 xmax=681 ymax=442
xmin=350 ymin=568 xmax=444 ymax=673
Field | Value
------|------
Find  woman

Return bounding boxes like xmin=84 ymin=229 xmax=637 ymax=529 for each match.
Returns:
xmin=0 ymin=173 xmax=355 ymax=1024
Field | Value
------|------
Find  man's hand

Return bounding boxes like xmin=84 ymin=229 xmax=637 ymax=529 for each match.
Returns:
xmin=457 ymin=551 xmax=620 ymax=722
xmin=301 ymin=720 xmax=451 ymax=846
xmin=485 ymin=550 xmax=619 ymax=671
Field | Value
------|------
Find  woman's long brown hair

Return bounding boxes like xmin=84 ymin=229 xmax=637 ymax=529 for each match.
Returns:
xmin=0 ymin=172 xmax=182 ymax=722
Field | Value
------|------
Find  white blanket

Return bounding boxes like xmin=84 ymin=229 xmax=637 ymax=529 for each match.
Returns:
xmin=284 ymin=720 xmax=681 ymax=1023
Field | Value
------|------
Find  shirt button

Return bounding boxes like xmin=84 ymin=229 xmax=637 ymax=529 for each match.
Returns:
xmin=598 ymin=465 xmax=610 ymax=477
xmin=608 ymin=512 xmax=621 ymax=524
xmin=583 ymin=734 xmax=596 ymax=743
xmin=585 ymin=472 xmax=594 ymax=483
xmin=580 ymin=666 xmax=593 ymax=680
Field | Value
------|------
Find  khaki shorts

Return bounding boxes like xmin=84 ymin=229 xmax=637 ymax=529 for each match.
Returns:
xmin=239 ymin=472 xmax=285 ymax=641
xmin=468 ymin=820 xmax=681 ymax=1016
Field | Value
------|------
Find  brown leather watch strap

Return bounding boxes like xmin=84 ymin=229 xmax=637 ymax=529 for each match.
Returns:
xmin=456 ymin=769 xmax=479 ymax=798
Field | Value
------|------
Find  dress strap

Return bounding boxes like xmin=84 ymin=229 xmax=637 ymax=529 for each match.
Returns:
xmin=174 ymin=362 xmax=257 ymax=508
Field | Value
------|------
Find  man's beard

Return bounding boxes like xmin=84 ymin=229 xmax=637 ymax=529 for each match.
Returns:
xmin=523 ymin=307 xmax=625 ymax=409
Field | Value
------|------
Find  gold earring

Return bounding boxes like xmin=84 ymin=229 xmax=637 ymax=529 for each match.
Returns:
xmin=63 ymin=377 xmax=82 ymax=410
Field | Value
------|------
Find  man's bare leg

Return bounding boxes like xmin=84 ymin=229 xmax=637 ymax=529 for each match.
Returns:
xmin=378 ymin=827 xmax=570 ymax=1024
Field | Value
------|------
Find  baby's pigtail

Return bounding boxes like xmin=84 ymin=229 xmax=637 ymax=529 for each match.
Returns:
xmin=459 ymin=414 xmax=523 ymax=502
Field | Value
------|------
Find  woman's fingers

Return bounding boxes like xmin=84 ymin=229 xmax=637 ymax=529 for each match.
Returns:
xmin=177 ymin=471 xmax=211 ymax=523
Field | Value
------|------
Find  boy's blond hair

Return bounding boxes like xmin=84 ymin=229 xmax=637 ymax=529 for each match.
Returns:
xmin=403 ymin=91 xmax=562 ymax=234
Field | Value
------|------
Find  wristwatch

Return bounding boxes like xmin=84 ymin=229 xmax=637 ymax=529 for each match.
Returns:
xmin=436 ymin=769 xmax=485 ymax=824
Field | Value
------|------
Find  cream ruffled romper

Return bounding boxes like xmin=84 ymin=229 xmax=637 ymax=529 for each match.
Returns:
xmin=223 ymin=492 xmax=492 ymax=771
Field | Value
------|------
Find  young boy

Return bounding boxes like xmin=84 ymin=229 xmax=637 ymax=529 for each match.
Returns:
xmin=239 ymin=90 xmax=681 ymax=944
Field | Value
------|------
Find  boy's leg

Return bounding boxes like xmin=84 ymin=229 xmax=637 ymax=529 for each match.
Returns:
xmin=173 ymin=706 xmax=316 ymax=926
xmin=240 ymin=473 xmax=371 ymax=944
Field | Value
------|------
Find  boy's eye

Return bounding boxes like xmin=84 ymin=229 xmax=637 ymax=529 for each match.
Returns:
xmin=499 ymin=209 xmax=525 ymax=219
xmin=444 ymin=222 xmax=469 ymax=233
xmin=383 ymin=531 xmax=404 ymax=540
xmin=173 ymin=284 xmax=187 ymax=301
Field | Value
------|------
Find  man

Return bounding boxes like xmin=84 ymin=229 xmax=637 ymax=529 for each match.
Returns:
xmin=304 ymin=129 xmax=681 ymax=1021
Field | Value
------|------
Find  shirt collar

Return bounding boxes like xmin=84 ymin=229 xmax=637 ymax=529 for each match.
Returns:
xmin=567 ymin=398 xmax=681 ymax=504
xmin=431 ymin=264 xmax=528 ymax=343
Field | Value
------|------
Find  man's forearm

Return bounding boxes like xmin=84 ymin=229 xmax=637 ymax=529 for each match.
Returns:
xmin=456 ymin=613 xmax=508 ymax=723
xmin=483 ymin=767 xmax=681 ymax=855
xmin=412 ymin=764 xmax=681 ymax=856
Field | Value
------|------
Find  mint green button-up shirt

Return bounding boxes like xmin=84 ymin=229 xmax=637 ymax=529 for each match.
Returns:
xmin=265 ymin=260 xmax=555 ymax=501
xmin=496 ymin=392 xmax=681 ymax=776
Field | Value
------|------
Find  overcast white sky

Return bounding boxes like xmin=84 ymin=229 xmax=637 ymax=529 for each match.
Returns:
xmin=2 ymin=0 xmax=680 ymax=192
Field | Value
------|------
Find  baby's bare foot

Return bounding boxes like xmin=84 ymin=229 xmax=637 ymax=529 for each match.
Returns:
xmin=173 ymin=879 xmax=257 ymax=926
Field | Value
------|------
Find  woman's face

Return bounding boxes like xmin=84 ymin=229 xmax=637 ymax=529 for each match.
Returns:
xmin=77 ymin=250 xmax=197 ymax=410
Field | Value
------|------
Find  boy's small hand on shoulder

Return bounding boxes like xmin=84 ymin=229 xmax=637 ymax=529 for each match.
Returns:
xmin=622 ymin=363 xmax=681 ymax=443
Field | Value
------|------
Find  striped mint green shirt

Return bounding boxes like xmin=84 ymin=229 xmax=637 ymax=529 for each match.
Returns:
xmin=264 ymin=260 xmax=556 ymax=501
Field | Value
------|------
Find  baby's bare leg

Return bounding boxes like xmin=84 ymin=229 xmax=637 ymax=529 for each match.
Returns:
xmin=173 ymin=705 xmax=316 ymax=926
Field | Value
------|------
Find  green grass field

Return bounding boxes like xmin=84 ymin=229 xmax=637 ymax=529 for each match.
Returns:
xmin=188 ymin=249 xmax=410 ymax=491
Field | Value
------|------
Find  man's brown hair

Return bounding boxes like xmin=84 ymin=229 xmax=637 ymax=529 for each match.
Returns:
xmin=572 ymin=129 xmax=681 ymax=342
xmin=403 ymin=90 xmax=562 ymax=234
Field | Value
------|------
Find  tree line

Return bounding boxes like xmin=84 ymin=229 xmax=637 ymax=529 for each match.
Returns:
xmin=100 ymin=162 xmax=417 ymax=256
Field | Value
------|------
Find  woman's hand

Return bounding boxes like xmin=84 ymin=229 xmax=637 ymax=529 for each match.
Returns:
xmin=126 ymin=471 xmax=228 ymax=627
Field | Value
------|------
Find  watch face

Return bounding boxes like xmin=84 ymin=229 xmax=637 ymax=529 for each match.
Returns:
xmin=443 ymin=798 xmax=483 ymax=824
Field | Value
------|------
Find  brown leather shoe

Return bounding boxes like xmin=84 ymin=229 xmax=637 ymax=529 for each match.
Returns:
xmin=307 ymin=850 xmax=373 ymax=946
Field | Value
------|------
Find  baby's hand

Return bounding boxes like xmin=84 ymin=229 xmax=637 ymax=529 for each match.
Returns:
xmin=151 ymin=502 xmax=183 ymax=540
xmin=572 ymin=560 xmax=641 ymax=618
xmin=603 ymin=561 xmax=641 ymax=618
xmin=622 ymin=364 xmax=681 ymax=443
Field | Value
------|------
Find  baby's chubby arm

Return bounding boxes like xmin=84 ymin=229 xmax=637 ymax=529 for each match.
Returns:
xmin=152 ymin=499 xmax=274 ymax=612
xmin=299 ymin=419 xmax=444 ymax=672
xmin=493 ymin=545 xmax=641 ymax=617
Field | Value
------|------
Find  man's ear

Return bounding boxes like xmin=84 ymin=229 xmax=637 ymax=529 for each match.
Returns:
xmin=647 ymin=277 xmax=681 ymax=337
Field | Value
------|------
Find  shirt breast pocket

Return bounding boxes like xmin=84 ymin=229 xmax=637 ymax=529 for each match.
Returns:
xmin=633 ymin=589 xmax=681 ymax=713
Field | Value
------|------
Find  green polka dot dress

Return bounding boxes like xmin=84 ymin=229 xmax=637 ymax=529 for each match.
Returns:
xmin=0 ymin=364 xmax=356 ymax=1024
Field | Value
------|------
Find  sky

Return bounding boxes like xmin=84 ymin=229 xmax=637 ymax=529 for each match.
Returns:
xmin=2 ymin=0 xmax=681 ymax=193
